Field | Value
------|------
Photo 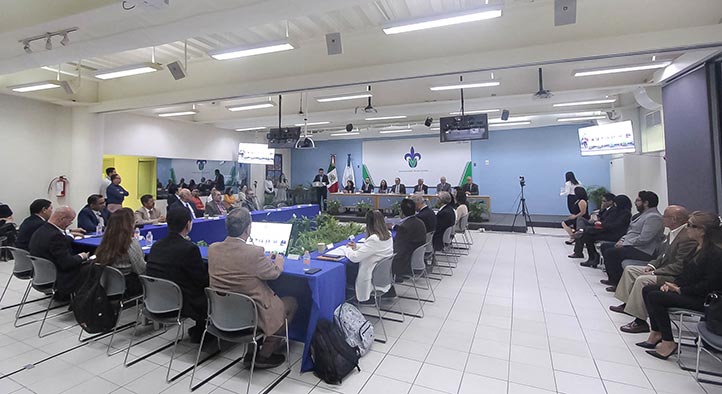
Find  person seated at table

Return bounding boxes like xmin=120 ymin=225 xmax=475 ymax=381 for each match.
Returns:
xmin=390 ymin=178 xmax=406 ymax=194
xmin=166 ymin=184 xmax=180 ymax=207
xmin=455 ymin=188 xmax=469 ymax=231
xmin=378 ymin=180 xmax=388 ymax=194
xmin=188 ymin=179 xmax=197 ymax=191
xmin=343 ymin=180 xmax=355 ymax=193
xmin=413 ymin=178 xmax=428 ymax=194
xmin=106 ymin=174 xmax=130 ymax=213
xmin=29 ymin=206 xmax=89 ymax=300
xmin=15 ymin=199 xmax=53 ymax=251
xmin=433 ymin=192 xmax=456 ymax=251
xmin=561 ymin=186 xmax=590 ymax=244
xmin=178 ymin=178 xmax=188 ymax=190
xmin=223 ymin=187 xmax=237 ymax=210
xmin=437 ymin=177 xmax=452 ymax=194
xmin=146 ymin=208 xmax=209 ymax=343
xmin=411 ymin=194 xmax=436 ymax=234
xmin=134 ymin=194 xmax=165 ymax=225
xmin=238 ymin=185 xmax=248 ymax=202
xmin=461 ymin=176 xmax=479 ymax=196
xmin=576 ymin=195 xmax=632 ymax=266
xmin=96 ymin=208 xmax=146 ymax=297
xmin=243 ymin=190 xmax=261 ymax=212
xmin=639 ymin=211 xmax=722 ymax=359
xmin=205 ymin=190 xmax=227 ymax=216
xmin=208 ymin=208 xmax=296 ymax=368
xmin=169 ymin=188 xmax=199 ymax=218
xmin=392 ymin=199 xmax=427 ymax=280
xmin=0 ymin=204 xmax=17 ymax=257
xmin=361 ymin=178 xmax=373 ymax=193
xmin=78 ymin=194 xmax=111 ymax=233
xmin=190 ymin=189 xmax=205 ymax=215
xmin=343 ymin=210 xmax=394 ymax=303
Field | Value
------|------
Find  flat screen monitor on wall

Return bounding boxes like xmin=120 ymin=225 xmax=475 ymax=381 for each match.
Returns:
xmin=238 ymin=143 xmax=275 ymax=165
xmin=267 ymin=127 xmax=301 ymax=148
xmin=439 ymin=114 xmax=489 ymax=143
xmin=578 ymin=120 xmax=635 ymax=156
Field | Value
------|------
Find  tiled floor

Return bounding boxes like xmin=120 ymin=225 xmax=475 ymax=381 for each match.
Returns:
xmin=1 ymin=230 xmax=722 ymax=393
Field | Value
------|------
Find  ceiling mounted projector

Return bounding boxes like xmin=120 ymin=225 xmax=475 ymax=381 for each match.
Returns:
xmin=295 ymin=137 xmax=316 ymax=149
xmin=533 ymin=68 xmax=553 ymax=100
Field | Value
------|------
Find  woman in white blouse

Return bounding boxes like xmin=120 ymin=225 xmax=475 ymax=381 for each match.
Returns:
xmin=560 ymin=171 xmax=582 ymax=214
xmin=343 ymin=210 xmax=394 ymax=302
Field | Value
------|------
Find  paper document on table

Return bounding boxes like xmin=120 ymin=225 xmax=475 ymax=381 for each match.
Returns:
xmin=356 ymin=237 xmax=366 ymax=243
xmin=323 ymin=247 xmax=347 ymax=257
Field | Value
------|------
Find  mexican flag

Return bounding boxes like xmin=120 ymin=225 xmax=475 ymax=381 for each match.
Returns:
xmin=327 ymin=154 xmax=339 ymax=193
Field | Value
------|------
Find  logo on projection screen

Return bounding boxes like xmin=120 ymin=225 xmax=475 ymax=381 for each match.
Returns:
xmin=404 ymin=147 xmax=422 ymax=168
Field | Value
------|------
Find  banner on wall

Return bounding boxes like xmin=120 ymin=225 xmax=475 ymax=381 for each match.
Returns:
xmin=362 ymin=139 xmax=471 ymax=187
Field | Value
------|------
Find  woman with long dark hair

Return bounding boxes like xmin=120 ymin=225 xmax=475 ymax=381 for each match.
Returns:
xmin=95 ymin=208 xmax=146 ymax=296
xmin=455 ymin=187 xmax=469 ymax=231
xmin=378 ymin=180 xmax=388 ymax=193
xmin=561 ymin=171 xmax=582 ymax=214
xmin=343 ymin=210 xmax=394 ymax=302
xmin=561 ymin=186 xmax=590 ymax=244
xmin=639 ymin=211 xmax=722 ymax=359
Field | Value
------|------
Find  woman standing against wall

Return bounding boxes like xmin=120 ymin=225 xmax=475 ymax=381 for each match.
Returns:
xmin=561 ymin=171 xmax=582 ymax=214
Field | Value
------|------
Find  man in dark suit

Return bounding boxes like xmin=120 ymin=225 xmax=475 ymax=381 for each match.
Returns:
xmin=361 ymin=178 xmax=374 ymax=193
xmin=392 ymin=198 xmax=427 ymax=278
xmin=146 ymin=208 xmax=209 ymax=343
xmin=15 ymin=199 xmax=53 ymax=250
xmin=433 ymin=192 xmax=456 ymax=251
xmin=411 ymin=194 xmax=436 ymax=233
xmin=29 ymin=206 xmax=89 ymax=299
xmin=413 ymin=178 xmax=429 ymax=194
xmin=313 ymin=168 xmax=330 ymax=210
xmin=390 ymin=177 xmax=406 ymax=194
xmin=436 ymin=177 xmax=451 ymax=194
xmin=461 ymin=176 xmax=479 ymax=196
xmin=168 ymin=188 xmax=199 ymax=218
xmin=77 ymin=194 xmax=111 ymax=233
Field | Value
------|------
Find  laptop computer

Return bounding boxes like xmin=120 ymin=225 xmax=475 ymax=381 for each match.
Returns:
xmin=249 ymin=222 xmax=293 ymax=254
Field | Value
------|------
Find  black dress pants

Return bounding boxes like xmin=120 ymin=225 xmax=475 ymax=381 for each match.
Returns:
xmin=601 ymin=244 xmax=654 ymax=285
xmin=573 ymin=231 xmax=620 ymax=257
xmin=642 ymin=285 xmax=704 ymax=341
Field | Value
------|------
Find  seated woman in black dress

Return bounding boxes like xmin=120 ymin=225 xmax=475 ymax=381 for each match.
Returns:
xmin=343 ymin=180 xmax=355 ymax=193
xmin=561 ymin=186 xmax=589 ymax=244
xmin=639 ymin=211 xmax=722 ymax=359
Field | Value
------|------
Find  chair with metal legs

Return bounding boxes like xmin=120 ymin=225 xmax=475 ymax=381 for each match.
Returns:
xmin=669 ymin=308 xmax=707 ymax=372
xmin=435 ymin=227 xmax=459 ymax=268
xmin=694 ymin=321 xmax=722 ymax=385
xmin=397 ymin=242 xmax=436 ymax=318
xmin=1 ymin=247 xmax=52 ymax=311
xmin=426 ymin=231 xmax=451 ymax=278
xmin=26 ymin=256 xmax=76 ymax=337
xmin=189 ymin=288 xmax=290 ymax=393
xmin=368 ymin=255 xmax=404 ymax=343
xmin=451 ymin=215 xmax=470 ymax=255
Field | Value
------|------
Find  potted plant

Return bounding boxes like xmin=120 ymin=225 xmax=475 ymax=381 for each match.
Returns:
xmin=355 ymin=201 xmax=372 ymax=216
xmin=468 ymin=201 xmax=487 ymax=222
xmin=326 ymin=199 xmax=342 ymax=215
xmin=586 ymin=186 xmax=609 ymax=211
xmin=389 ymin=200 xmax=401 ymax=216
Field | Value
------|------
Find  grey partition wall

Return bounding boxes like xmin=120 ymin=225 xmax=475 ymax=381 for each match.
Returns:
xmin=662 ymin=65 xmax=719 ymax=212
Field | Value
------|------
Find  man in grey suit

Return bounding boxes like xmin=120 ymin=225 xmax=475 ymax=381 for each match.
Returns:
xmin=204 ymin=190 xmax=227 ymax=216
xmin=601 ymin=191 xmax=665 ymax=290
xmin=134 ymin=194 xmax=165 ymax=225
xmin=610 ymin=205 xmax=697 ymax=333
xmin=436 ymin=177 xmax=451 ymax=194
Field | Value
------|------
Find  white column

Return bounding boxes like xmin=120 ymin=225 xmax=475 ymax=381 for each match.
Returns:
xmin=68 ymin=107 xmax=104 ymax=215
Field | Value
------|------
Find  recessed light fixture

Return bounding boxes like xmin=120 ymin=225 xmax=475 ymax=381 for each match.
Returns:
xmin=235 ymin=126 xmax=267 ymax=132
xmin=573 ymin=62 xmax=671 ymax=77
xmin=553 ymin=98 xmax=617 ymax=107
xmin=226 ymin=101 xmax=276 ymax=112
xmin=379 ymin=129 xmax=413 ymax=134
xmin=94 ymin=62 xmax=162 ymax=80
xmin=365 ymin=115 xmax=407 ymax=121
xmin=294 ymin=121 xmax=331 ymax=126
xmin=430 ymin=81 xmax=500 ymax=91
xmin=315 ymin=92 xmax=373 ymax=103
xmin=489 ymin=121 xmax=531 ymax=128
xmin=449 ymin=109 xmax=500 ymax=115
xmin=158 ymin=111 xmax=197 ymax=117
xmin=557 ymin=115 xmax=607 ymax=122
xmin=330 ymin=132 xmax=360 ymax=137
xmin=208 ymin=40 xmax=295 ymax=60
xmin=7 ymin=80 xmax=64 ymax=93
xmin=383 ymin=7 xmax=503 ymax=35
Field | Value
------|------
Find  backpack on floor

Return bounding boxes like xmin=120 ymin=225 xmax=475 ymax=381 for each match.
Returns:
xmin=71 ymin=264 xmax=119 ymax=334
xmin=334 ymin=302 xmax=374 ymax=356
xmin=310 ymin=319 xmax=360 ymax=384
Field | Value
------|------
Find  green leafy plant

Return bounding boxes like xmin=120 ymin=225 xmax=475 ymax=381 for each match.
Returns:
xmin=355 ymin=201 xmax=372 ymax=216
xmin=196 ymin=240 xmax=208 ymax=247
xmin=287 ymin=214 xmax=364 ymax=255
xmin=327 ymin=199 xmax=342 ymax=215
xmin=587 ymin=185 xmax=609 ymax=211
xmin=468 ymin=201 xmax=487 ymax=222
xmin=390 ymin=201 xmax=401 ymax=216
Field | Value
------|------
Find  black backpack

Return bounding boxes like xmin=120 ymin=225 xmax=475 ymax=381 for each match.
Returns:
xmin=71 ymin=264 xmax=119 ymax=334
xmin=310 ymin=319 xmax=360 ymax=384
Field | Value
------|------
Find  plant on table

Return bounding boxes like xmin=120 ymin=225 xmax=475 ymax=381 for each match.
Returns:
xmin=287 ymin=214 xmax=364 ymax=255
xmin=196 ymin=240 xmax=208 ymax=247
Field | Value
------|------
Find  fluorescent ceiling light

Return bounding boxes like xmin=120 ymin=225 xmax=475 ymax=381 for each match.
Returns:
xmin=574 ymin=61 xmax=672 ymax=77
xmin=557 ymin=115 xmax=607 ymax=122
xmin=226 ymin=101 xmax=275 ymax=112
xmin=316 ymin=92 xmax=372 ymax=103
xmin=553 ymin=98 xmax=617 ymax=107
xmin=41 ymin=66 xmax=78 ymax=77
xmin=93 ymin=62 xmax=162 ymax=80
xmin=383 ymin=7 xmax=502 ymax=35
xmin=365 ymin=115 xmax=407 ymax=121
xmin=330 ymin=132 xmax=360 ymax=137
xmin=430 ymin=81 xmax=500 ymax=91
xmin=7 ymin=80 xmax=62 ymax=92
xmin=235 ymin=127 xmax=267 ymax=132
xmin=294 ymin=121 xmax=331 ymax=127
xmin=449 ymin=109 xmax=499 ymax=115
xmin=380 ymin=129 xmax=413 ymax=134
xmin=489 ymin=121 xmax=531 ymax=128
xmin=158 ymin=111 xmax=196 ymax=117
xmin=488 ymin=117 xmax=529 ymax=124
xmin=208 ymin=40 xmax=295 ymax=60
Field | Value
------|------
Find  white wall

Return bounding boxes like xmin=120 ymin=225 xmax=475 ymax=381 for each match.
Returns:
xmin=0 ymin=94 xmax=72 ymax=219
xmin=609 ymin=152 xmax=668 ymax=210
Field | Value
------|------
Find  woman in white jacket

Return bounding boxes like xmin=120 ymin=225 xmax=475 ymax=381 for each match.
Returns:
xmin=344 ymin=210 xmax=394 ymax=302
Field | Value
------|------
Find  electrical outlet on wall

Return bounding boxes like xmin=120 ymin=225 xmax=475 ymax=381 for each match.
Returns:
xmin=485 ymin=160 xmax=490 ymax=166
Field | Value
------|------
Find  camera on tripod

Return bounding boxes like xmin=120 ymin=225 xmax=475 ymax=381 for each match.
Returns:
xmin=519 ymin=176 xmax=525 ymax=187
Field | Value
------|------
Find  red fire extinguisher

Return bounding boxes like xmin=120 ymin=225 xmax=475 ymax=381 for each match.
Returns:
xmin=48 ymin=176 xmax=69 ymax=197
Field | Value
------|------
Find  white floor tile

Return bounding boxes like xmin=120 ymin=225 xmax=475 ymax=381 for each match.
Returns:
xmin=554 ymin=370 xmax=606 ymax=394
xmin=465 ymin=353 xmax=509 ymax=381
xmin=424 ymin=345 xmax=468 ymax=371
xmin=359 ymin=375 xmax=411 ymax=394
xmin=413 ymin=363 xmax=463 ymax=394
xmin=375 ymin=354 xmax=422 ymax=384
xmin=458 ymin=373 xmax=507 ymax=394
xmin=507 ymin=362 xmax=556 ymax=392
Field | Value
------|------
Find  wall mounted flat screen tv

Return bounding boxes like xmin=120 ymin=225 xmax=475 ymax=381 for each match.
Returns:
xmin=578 ymin=120 xmax=635 ymax=156
xmin=439 ymin=114 xmax=489 ymax=143
xmin=238 ymin=143 xmax=275 ymax=165
xmin=267 ymin=127 xmax=301 ymax=148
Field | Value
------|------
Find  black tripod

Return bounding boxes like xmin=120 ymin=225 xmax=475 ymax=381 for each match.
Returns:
xmin=511 ymin=178 xmax=535 ymax=234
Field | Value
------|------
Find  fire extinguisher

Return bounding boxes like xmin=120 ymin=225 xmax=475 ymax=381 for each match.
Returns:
xmin=48 ymin=176 xmax=69 ymax=197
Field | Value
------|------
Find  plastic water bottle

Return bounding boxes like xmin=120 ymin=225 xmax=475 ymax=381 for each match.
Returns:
xmin=133 ymin=228 xmax=141 ymax=240
xmin=145 ymin=231 xmax=154 ymax=245
xmin=96 ymin=224 xmax=103 ymax=236
xmin=303 ymin=250 xmax=311 ymax=266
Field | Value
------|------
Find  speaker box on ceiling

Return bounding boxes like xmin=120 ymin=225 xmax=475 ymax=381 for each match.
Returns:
xmin=326 ymin=33 xmax=343 ymax=56
xmin=554 ymin=0 xmax=577 ymax=26
xmin=501 ymin=109 xmax=510 ymax=121
xmin=345 ymin=123 xmax=354 ymax=132
xmin=167 ymin=60 xmax=187 ymax=80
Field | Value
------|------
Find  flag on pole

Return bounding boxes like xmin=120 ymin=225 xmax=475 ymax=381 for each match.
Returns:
xmin=327 ymin=155 xmax=339 ymax=193
xmin=343 ymin=154 xmax=355 ymax=188
xmin=361 ymin=164 xmax=374 ymax=187
xmin=458 ymin=161 xmax=473 ymax=186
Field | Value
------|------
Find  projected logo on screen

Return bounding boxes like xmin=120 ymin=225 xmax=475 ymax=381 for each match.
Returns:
xmin=404 ymin=147 xmax=421 ymax=168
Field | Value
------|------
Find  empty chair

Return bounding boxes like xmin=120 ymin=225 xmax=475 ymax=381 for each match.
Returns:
xmin=695 ymin=321 xmax=722 ymax=385
xmin=1 ymin=247 xmax=52 ymax=310
xmin=190 ymin=288 xmax=290 ymax=392
xmin=26 ymin=256 xmax=75 ymax=337
xmin=425 ymin=231 xmax=449 ymax=278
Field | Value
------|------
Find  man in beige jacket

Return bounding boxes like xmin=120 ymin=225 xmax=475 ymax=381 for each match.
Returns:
xmin=208 ymin=208 xmax=296 ymax=369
